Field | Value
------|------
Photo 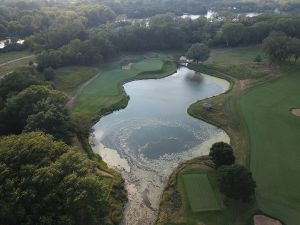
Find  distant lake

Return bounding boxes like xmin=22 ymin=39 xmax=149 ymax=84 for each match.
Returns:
xmin=117 ymin=10 xmax=262 ymax=26
xmin=181 ymin=10 xmax=261 ymax=21
xmin=91 ymin=67 xmax=230 ymax=225
xmin=0 ymin=39 xmax=24 ymax=49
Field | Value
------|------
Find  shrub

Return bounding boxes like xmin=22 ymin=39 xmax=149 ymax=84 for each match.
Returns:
xmin=209 ymin=142 xmax=235 ymax=168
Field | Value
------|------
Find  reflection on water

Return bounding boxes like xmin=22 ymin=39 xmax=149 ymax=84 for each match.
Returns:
xmin=91 ymin=67 xmax=230 ymax=225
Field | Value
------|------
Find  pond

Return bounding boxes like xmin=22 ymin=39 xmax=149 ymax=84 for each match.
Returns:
xmin=91 ymin=67 xmax=230 ymax=225
xmin=180 ymin=10 xmax=261 ymax=22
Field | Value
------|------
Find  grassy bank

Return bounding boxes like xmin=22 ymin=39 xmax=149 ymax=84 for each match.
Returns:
xmin=70 ymin=52 xmax=177 ymax=120
xmin=187 ymin=46 xmax=268 ymax=165
xmin=54 ymin=66 xmax=99 ymax=95
xmin=156 ymin=46 xmax=292 ymax=224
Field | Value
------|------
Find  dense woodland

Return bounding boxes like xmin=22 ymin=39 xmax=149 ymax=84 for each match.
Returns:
xmin=0 ymin=0 xmax=299 ymax=225
xmin=0 ymin=0 xmax=299 ymax=68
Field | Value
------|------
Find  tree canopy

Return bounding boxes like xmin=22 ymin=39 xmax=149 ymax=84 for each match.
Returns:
xmin=0 ymin=66 xmax=39 ymax=101
xmin=0 ymin=132 xmax=108 ymax=225
xmin=263 ymin=32 xmax=300 ymax=63
xmin=221 ymin=23 xmax=246 ymax=47
xmin=209 ymin=142 xmax=235 ymax=168
xmin=186 ymin=43 xmax=210 ymax=63
xmin=0 ymin=83 xmax=74 ymax=143
xmin=218 ymin=165 xmax=256 ymax=202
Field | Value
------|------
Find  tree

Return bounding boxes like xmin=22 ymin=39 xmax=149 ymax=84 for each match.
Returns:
xmin=1 ymin=85 xmax=74 ymax=143
xmin=24 ymin=106 xmax=74 ymax=143
xmin=263 ymin=32 xmax=291 ymax=63
xmin=254 ymin=54 xmax=262 ymax=63
xmin=0 ymin=67 xmax=39 ymax=101
xmin=43 ymin=67 xmax=55 ymax=81
xmin=186 ymin=43 xmax=210 ymax=63
xmin=0 ymin=132 xmax=108 ymax=225
xmin=209 ymin=142 xmax=235 ymax=168
xmin=221 ymin=23 xmax=246 ymax=47
xmin=218 ymin=165 xmax=256 ymax=202
xmin=287 ymin=37 xmax=300 ymax=63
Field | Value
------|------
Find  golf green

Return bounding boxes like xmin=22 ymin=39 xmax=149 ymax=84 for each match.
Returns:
xmin=181 ymin=173 xmax=221 ymax=212
xmin=240 ymin=66 xmax=300 ymax=225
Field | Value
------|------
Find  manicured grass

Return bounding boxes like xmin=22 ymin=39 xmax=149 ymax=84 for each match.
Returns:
xmin=54 ymin=66 xmax=99 ymax=95
xmin=70 ymin=53 xmax=176 ymax=119
xmin=240 ymin=65 xmax=300 ymax=225
xmin=181 ymin=173 xmax=221 ymax=212
xmin=157 ymin=163 xmax=257 ymax=225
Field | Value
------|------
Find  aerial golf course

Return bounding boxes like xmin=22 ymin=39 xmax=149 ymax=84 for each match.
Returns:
xmin=1 ymin=45 xmax=299 ymax=224
xmin=51 ymin=47 xmax=300 ymax=225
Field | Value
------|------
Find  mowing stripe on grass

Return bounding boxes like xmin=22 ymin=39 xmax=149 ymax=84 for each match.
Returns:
xmin=240 ymin=66 xmax=300 ymax=225
xmin=181 ymin=173 xmax=221 ymax=212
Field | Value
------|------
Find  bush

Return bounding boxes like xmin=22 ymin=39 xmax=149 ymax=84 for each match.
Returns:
xmin=209 ymin=142 xmax=235 ymax=168
xmin=43 ymin=67 xmax=55 ymax=81
xmin=218 ymin=164 xmax=256 ymax=202
xmin=254 ymin=54 xmax=262 ymax=62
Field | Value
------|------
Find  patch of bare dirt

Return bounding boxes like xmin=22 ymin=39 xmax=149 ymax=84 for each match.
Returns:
xmin=254 ymin=215 xmax=282 ymax=225
xmin=122 ymin=63 xmax=134 ymax=70
xmin=291 ymin=108 xmax=300 ymax=117
xmin=65 ymin=96 xmax=75 ymax=109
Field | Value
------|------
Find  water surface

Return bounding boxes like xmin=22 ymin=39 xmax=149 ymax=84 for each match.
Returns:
xmin=0 ymin=39 xmax=24 ymax=49
xmin=91 ymin=67 xmax=230 ymax=225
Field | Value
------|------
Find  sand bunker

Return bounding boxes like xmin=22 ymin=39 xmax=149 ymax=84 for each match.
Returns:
xmin=254 ymin=215 xmax=282 ymax=225
xmin=291 ymin=108 xmax=300 ymax=117
xmin=122 ymin=63 xmax=134 ymax=70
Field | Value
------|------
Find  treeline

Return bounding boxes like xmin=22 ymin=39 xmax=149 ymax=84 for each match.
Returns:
xmin=0 ymin=3 xmax=115 ymax=38
xmin=102 ymin=0 xmax=300 ymax=19
xmin=213 ymin=14 xmax=300 ymax=47
xmin=263 ymin=32 xmax=300 ymax=63
xmin=1 ymin=0 xmax=299 ymax=40
xmin=35 ymin=13 xmax=300 ymax=70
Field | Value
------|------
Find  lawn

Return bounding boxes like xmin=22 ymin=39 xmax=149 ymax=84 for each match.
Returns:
xmin=205 ymin=46 xmax=268 ymax=79
xmin=54 ymin=66 xmax=99 ymax=95
xmin=207 ymin=46 xmax=265 ymax=65
xmin=240 ymin=65 xmax=300 ymax=225
xmin=70 ymin=53 xmax=176 ymax=119
xmin=181 ymin=173 xmax=221 ymax=212
xmin=0 ymin=51 xmax=34 ymax=77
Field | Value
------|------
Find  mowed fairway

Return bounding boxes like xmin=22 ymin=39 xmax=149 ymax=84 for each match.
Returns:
xmin=240 ymin=66 xmax=300 ymax=225
xmin=71 ymin=54 xmax=175 ymax=118
xmin=181 ymin=173 xmax=221 ymax=212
